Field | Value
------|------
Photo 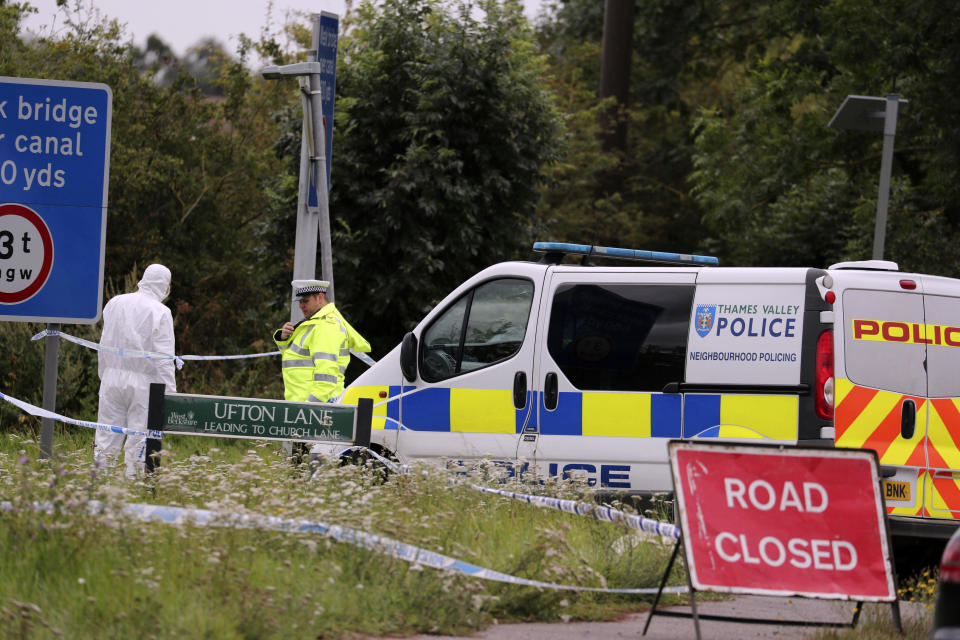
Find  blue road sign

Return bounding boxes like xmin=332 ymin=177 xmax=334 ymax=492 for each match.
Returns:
xmin=309 ymin=11 xmax=338 ymax=207
xmin=319 ymin=12 xmax=338 ymax=187
xmin=0 ymin=76 xmax=111 ymax=323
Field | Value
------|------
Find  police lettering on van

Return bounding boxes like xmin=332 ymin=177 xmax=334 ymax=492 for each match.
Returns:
xmin=331 ymin=244 xmax=960 ymax=539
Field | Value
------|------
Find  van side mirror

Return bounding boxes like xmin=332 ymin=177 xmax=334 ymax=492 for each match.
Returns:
xmin=401 ymin=332 xmax=418 ymax=382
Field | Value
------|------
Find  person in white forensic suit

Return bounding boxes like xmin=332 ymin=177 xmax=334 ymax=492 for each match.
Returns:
xmin=94 ymin=264 xmax=177 ymax=478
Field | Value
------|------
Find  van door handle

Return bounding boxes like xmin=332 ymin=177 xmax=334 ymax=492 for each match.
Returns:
xmin=901 ymin=399 xmax=916 ymax=440
xmin=544 ymin=372 xmax=558 ymax=410
xmin=513 ymin=371 xmax=527 ymax=409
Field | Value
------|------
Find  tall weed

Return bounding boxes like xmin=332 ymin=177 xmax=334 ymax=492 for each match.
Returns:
xmin=0 ymin=435 xmax=682 ymax=638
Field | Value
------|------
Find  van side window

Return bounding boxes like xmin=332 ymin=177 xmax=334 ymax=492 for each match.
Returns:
xmin=420 ymin=278 xmax=534 ymax=382
xmin=547 ymin=284 xmax=694 ymax=391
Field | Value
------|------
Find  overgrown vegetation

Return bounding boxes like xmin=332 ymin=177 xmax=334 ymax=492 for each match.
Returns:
xmin=532 ymin=0 xmax=960 ymax=275
xmin=0 ymin=432 xmax=685 ymax=638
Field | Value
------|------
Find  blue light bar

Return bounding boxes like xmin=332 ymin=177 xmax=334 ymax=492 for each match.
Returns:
xmin=532 ymin=242 xmax=718 ymax=266
xmin=533 ymin=242 xmax=593 ymax=254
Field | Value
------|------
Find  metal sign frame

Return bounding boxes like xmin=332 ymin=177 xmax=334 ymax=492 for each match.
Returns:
xmin=642 ymin=441 xmax=902 ymax=639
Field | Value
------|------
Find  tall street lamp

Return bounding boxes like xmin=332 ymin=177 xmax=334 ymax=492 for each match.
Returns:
xmin=261 ymin=19 xmax=335 ymax=321
xmin=828 ymin=94 xmax=908 ymax=260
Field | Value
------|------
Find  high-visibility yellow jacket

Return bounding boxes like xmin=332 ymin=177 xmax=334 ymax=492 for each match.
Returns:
xmin=273 ymin=303 xmax=372 ymax=402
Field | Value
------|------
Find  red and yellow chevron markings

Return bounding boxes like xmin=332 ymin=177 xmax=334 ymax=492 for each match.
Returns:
xmin=836 ymin=379 xmax=960 ymax=519
xmin=834 ymin=378 xmax=925 ymax=467
xmin=924 ymin=398 xmax=960 ymax=518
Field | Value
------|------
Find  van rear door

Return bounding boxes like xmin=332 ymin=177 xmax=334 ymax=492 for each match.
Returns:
xmin=834 ymin=273 xmax=928 ymax=519
xmin=918 ymin=277 xmax=960 ymax=520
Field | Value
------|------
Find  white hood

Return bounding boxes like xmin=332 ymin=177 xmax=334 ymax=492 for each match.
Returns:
xmin=137 ymin=263 xmax=171 ymax=301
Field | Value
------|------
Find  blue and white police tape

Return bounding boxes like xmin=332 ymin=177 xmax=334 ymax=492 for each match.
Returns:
xmin=1 ymin=386 xmax=680 ymax=543
xmin=31 ymin=329 xmax=375 ymax=368
xmin=32 ymin=329 xmax=188 ymax=369
xmin=469 ymin=485 xmax=679 ymax=540
xmin=331 ymin=446 xmax=680 ymax=540
xmin=0 ymin=498 xmax=686 ymax=595
xmin=0 ymin=391 xmax=162 ymax=440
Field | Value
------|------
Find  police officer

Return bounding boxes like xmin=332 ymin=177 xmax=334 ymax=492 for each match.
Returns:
xmin=274 ymin=280 xmax=371 ymax=403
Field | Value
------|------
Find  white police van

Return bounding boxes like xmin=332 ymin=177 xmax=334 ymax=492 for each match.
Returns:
xmin=341 ymin=242 xmax=960 ymax=537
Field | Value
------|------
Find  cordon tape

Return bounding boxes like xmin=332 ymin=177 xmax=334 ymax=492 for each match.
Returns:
xmin=0 ymin=498 xmax=686 ymax=595
xmin=0 ymin=391 xmax=684 ymax=593
xmin=30 ymin=329 xmax=376 ymax=369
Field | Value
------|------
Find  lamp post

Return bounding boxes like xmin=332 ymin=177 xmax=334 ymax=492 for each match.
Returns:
xmin=261 ymin=17 xmax=335 ymax=322
xmin=828 ymin=94 xmax=908 ymax=260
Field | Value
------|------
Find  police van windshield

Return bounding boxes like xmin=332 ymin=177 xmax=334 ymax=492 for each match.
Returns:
xmin=421 ymin=278 xmax=535 ymax=382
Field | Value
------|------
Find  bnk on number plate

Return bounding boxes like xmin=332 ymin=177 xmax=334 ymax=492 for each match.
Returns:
xmin=883 ymin=479 xmax=911 ymax=502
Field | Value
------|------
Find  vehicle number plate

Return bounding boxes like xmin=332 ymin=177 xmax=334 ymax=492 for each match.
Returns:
xmin=883 ymin=479 xmax=911 ymax=502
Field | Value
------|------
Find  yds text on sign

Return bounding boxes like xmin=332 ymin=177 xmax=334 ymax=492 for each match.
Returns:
xmin=670 ymin=443 xmax=895 ymax=601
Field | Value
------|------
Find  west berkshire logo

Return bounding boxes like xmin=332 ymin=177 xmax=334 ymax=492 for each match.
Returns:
xmin=695 ymin=305 xmax=716 ymax=338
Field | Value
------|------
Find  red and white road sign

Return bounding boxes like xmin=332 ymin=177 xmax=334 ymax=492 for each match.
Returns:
xmin=669 ymin=442 xmax=895 ymax=601
xmin=0 ymin=203 xmax=54 ymax=304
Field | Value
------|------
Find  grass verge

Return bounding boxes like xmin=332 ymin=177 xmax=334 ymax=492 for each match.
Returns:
xmin=0 ymin=431 xmax=686 ymax=638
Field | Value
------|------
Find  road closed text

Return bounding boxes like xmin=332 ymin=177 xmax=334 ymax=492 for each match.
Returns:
xmin=713 ymin=477 xmax=858 ymax=571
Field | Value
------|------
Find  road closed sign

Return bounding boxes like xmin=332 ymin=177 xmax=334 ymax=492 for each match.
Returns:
xmin=669 ymin=442 xmax=895 ymax=601
xmin=0 ymin=76 xmax=112 ymax=323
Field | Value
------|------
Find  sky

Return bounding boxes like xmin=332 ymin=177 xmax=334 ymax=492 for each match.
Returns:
xmin=22 ymin=0 xmax=546 ymax=56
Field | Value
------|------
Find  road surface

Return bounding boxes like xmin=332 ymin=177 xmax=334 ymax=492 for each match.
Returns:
xmin=394 ymin=595 xmax=927 ymax=640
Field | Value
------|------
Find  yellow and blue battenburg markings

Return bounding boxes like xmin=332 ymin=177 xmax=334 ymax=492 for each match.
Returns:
xmin=682 ymin=394 xmax=798 ymax=439
xmin=345 ymin=386 xmax=797 ymax=440
xmin=539 ymin=392 xmax=681 ymax=436
xmin=394 ymin=387 xmax=532 ymax=433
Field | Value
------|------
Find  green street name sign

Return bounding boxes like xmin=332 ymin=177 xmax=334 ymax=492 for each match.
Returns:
xmin=160 ymin=393 xmax=356 ymax=443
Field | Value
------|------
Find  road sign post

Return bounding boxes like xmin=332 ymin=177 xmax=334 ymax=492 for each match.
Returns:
xmin=262 ymin=12 xmax=340 ymax=324
xmin=0 ymin=76 xmax=112 ymax=458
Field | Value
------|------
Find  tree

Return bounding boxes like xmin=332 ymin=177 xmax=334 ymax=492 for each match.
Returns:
xmin=532 ymin=0 xmax=765 ymax=254
xmin=294 ymin=0 xmax=564 ymax=353
xmin=0 ymin=2 xmax=294 ymax=427
xmin=689 ymin=0 xmax=960 ymax=274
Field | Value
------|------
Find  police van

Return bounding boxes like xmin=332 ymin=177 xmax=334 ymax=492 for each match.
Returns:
xmin=341 ymin=242 xmax=960 ymax=537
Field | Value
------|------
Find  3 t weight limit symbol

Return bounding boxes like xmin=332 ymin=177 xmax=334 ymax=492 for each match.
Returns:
xmin=0 ymin=203 xmax=54 ymax=304
xmin=0 ymin=228 xmax=36 ymax=259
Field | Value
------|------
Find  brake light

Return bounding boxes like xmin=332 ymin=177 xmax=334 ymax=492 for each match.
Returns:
xmin=941 ymin=535 xmax=960 ymax=583
xmin=816 ymin=330 xmax=834 ymax=419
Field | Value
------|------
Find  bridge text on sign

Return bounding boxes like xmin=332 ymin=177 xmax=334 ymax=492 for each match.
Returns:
xmin=0 ymin=94 xmax=102 ymax=192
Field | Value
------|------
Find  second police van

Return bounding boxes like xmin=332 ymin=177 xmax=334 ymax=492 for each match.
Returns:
xmin=341 ymin=242 xmax=960 ymax=537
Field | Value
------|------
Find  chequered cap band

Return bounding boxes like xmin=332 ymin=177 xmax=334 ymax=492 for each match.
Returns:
xmin=296 ymin=285 xmax=327 ymax=297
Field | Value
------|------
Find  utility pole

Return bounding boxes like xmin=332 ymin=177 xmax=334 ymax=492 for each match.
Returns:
xmin=599 ymin=0 xmax=635 ymax=153
xmin=262 ymin=14 xmax=337 ymax=321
